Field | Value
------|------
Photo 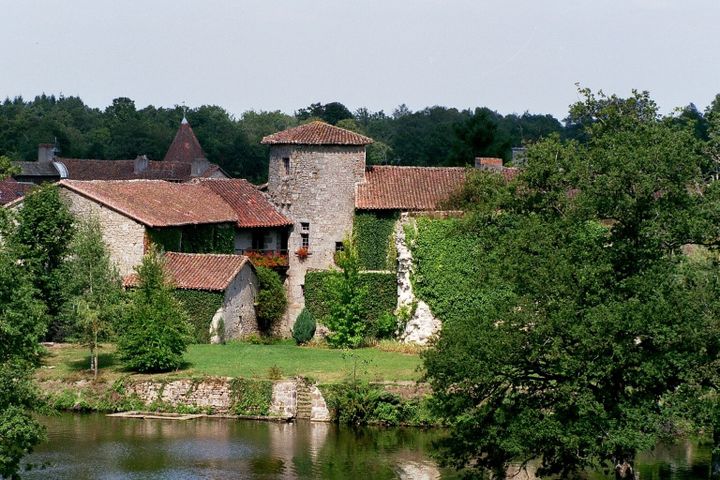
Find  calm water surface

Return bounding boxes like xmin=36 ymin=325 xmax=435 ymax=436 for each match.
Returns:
xmin=22 ymin=414 xmax=714 ymax=479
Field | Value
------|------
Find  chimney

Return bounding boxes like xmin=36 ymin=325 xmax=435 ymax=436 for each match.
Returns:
xmin=134 ymin=155 xmax=149 ymax=174
xmin=475 ymin=157 xmax=504 ymax=171
xmin=38 ymin=144 xmax=56 ymax=163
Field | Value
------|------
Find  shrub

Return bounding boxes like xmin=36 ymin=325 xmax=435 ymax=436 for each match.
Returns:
xmin=305 ymin=271 xmax=396 ymax=331
xmin=255 ymin=267 xmax=287 ymax=333
xmin=116 ymin=248 xmax=192 ymax=373
xmin=324 ymin=240 xmax=367 ymax=348
xmin=373 ymin=311 xmax=398 ymax=339
xmin=292 ymin=308 xmax=316 ymax=344
xmin=230 ymin=378 xmax=273 ymax=416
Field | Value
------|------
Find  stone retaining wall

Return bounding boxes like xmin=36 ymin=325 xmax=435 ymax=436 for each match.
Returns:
xmin=127 ymin=377 xmax=331 ymax=421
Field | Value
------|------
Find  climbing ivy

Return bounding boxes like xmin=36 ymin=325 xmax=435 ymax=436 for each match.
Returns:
xmin=304 ymin=271 xmax=395 ymax=335
xmin=353 ymin=211 xmax=398 ymax=270
xmin=173 ymin=290 xmax=224 ymax=344
xmin=147 ymin=224 xmax=234 ymax=254
xmin=229 ymin=378 xmax=273 ymax=416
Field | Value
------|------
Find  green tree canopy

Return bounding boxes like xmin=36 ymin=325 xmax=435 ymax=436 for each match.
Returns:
xmin=424 ymin=89 xmax=720 ymax=479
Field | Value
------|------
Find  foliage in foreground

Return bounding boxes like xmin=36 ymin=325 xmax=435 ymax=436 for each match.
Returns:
xmin=422 ymin=89 xmax=720 ymax=479
xmin=0 ymin=247 xmax=47 ymax=478
xmin=254 ymin=266 xmax=287 ymax=334
xmin=10 ymin=184 xmax=74 ymax=340
xmin=61 ymin=217 xmax=124 ymax=378
xmin=324 ymin=240 xmax=367 ymax=348
xmin=116 ymin=248 xmax=192 ymax=373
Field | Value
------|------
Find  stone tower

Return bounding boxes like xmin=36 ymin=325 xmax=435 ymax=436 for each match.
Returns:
xmin=262 ymin=121 xmax=373 ymax=329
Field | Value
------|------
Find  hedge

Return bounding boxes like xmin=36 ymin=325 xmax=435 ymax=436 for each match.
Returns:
xmin=353 ymin=212 xmax=398 ymax=270
xmin=148 ymin=224 xmax=234 ymax=254
xmin=173 ymin=290 xmax=224 ymax=344
xmin=304 ymin=271 xmax=396 ymax=328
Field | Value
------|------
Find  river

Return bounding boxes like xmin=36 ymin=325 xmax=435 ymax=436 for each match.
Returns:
xmin=21 ymin=414 xmax=713 ymax=479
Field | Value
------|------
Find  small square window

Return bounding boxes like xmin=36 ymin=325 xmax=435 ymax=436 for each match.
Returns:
xmin=301 ymin=233 xmax=309 ymax=248
xmin=335 ymin=242 xmax=344 ymax=252
xmin=283 ymin=157 xmax=290 ymax=175
xmin=300 ymin=222 xmax=310 ymax=232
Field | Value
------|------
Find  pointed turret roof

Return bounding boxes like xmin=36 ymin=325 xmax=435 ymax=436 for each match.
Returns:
xmin=164 ymin=118 xmax=206 ymax=163
xmin=261 ymin=121 xmax=373 ymax=146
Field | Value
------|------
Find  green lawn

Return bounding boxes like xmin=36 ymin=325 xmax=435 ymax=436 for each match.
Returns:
xmin=38 ymin=341 xmax=424 ymax=384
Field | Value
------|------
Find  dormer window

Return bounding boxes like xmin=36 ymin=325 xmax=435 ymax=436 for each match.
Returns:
xmin=283 ymin=157 xmax=290 ymax=175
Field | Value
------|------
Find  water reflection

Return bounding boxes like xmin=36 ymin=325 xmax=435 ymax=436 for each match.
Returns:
xmin=24 ymin=414 xmax=454 ymax=479
xmin=24 ymin=414 xmax=713 ymax=479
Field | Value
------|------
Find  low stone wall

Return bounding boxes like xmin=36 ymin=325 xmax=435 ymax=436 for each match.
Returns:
xmin=126 ymin=377 xmax=330 ymax=421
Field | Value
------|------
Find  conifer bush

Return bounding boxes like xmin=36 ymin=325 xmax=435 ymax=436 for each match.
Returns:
xmin=116 ymin=248 xmax=192 ymax=373
xmin=292 ymin=308 xmax=316 ymax=344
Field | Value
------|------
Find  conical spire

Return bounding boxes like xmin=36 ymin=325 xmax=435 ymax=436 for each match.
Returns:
xmin=163 ymin=118 xmax=206 ymax=163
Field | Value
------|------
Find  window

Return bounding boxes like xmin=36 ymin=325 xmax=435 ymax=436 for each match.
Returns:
xmin=251 ymin=231 xmax=266 ymax=251
xmin=301 ymin=233 xmax=310 ymax=248
xmin=335 ymin=241 xmax=344 ymax=252
xmin=283 ymin=157 xmax=290 ymax=175
xmin=300 ymin=222 xmax=310 ymax=232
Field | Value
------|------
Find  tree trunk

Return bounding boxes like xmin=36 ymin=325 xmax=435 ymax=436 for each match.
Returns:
xmin=615 ymin=459 xmax=636 ymax=480
xmin=711 ymin=427 xmax=720 ymax=480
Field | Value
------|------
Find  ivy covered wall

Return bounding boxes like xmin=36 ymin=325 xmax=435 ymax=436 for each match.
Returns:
xmin=147 ymin=224 xmax=235 ymax=254
xmin=173 ymin=290 xmax=224 ymax=344
xmin=353 ymin=211 xmax=398 ymax=271
xmin=304 ymin=271 xmax=396 ymax=328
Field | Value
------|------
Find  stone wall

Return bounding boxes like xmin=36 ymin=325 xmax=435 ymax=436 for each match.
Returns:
xmin=210 ymin=262 xmax=259 ymax=341
xmin=126 ymin=377 xmax=331 ymax=421
xmin=60 ymin=188 xmax=146 ymax=276
xmin=266 ymin=145 xmax=366 ymax=332
xmin=396 ymin=214 xmax=441 ymax=345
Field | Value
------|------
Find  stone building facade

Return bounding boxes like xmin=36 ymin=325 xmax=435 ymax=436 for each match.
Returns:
xmin=60 ymin=188 xmax=146 ymax=276
xmin=262 ymin=123 xmax=372 ymax=328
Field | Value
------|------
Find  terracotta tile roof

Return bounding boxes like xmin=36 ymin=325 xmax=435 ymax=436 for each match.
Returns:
xmin=0 ymin=178 xmax=34 ymax=205
xmin=164 ymin=119 xmax=207 ymax=163
xmin=261 ymin=121 xmax=373 ymax=146
xmin=356 ymin=166 xmax=468 ymax=211
xmin=59 ymin=179 xmax=237 ymax=227
xmin=123 ymin=252 xmax=251 ymax=292
xmin=55 ymin=158 xmax=213 ymax=181
xmin=195 ymin=179 xmax=292 ymax=228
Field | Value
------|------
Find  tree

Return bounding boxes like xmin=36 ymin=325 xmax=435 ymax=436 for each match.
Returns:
xmin=61 ymin=217 xmax=124 ymax=379
xmin=116 ymin=248 xmax=191 ymax=373
xmin=424 ymin=89 xmax=720 ymax=479
xmin=325 ymin=239 xmax=367 ymax=348
xmin=254 ymin=266 xmax=287 ymax=334
xmin=11 ymin=184 xmax=74 ymax=340
xmin=296 ymin=102 xmax=353 ymax=125
xmin=0 ymin=245 xmax=47 ymax=478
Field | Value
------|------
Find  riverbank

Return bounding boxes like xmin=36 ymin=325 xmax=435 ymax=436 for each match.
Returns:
xmin=37 ymin=343 xmax=438 ymax=427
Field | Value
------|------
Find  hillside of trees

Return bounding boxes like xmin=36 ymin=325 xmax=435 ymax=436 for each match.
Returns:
xmin=0 ymin=95 xmax=570 ymax=183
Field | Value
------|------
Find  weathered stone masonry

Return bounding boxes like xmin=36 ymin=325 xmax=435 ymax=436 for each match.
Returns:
xmin=266 ymin=145 xmax=366 ymax=330
xmin=60 ymin=189 xmax=145 ymax=277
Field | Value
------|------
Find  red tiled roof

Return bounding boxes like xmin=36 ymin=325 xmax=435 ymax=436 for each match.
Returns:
xmin=0 ymin=178 xmax=34 ymax=205
xmin=57 ymin=158 xmax=200 ymax=181
xmin=123 ymin=252 xmax=251 ymax=292
xmin=195 ymin=179 xmax=292 ymax=228
xmin=59 ymin=179 xmax=237 ymax=227
xmin=164 ymin=119 xmax=207 ymax=163
xmin=356 ymin=166 xmax=468 ymax=211
xmin=261 ymin=121 xmax=373 ymax=146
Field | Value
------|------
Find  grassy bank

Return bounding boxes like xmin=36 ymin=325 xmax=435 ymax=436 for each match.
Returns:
xmin=38 ymin=341 xmax=423 ymax=384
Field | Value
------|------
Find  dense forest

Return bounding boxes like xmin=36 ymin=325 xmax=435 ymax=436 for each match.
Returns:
xmin=0 ymin=95 xmax=568 ymax=183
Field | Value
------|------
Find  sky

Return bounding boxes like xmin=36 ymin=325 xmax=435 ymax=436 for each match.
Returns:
xmin=1 ymin=0 xmax=718 ymax=120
